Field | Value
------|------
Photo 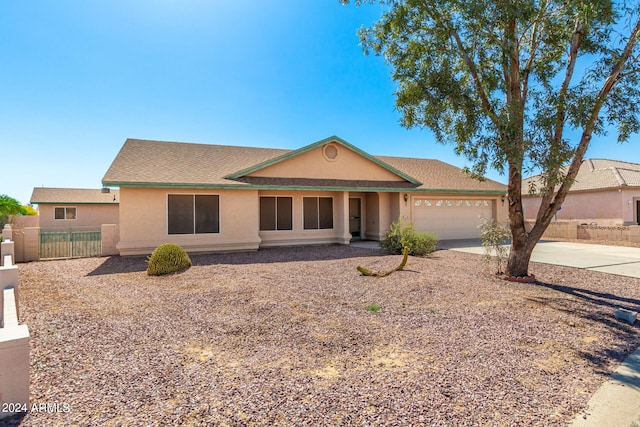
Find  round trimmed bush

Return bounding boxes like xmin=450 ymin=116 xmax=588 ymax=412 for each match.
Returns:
xmin=147 ymin=243 xmax=192 ymax=276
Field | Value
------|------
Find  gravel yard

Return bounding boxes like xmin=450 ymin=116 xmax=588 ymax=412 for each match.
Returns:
xmin=7 ymin=246 xmax=640 ymax=426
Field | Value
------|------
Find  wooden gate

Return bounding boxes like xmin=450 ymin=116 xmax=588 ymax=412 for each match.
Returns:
xmin=39 ymin=228 xmax=102 ymax=259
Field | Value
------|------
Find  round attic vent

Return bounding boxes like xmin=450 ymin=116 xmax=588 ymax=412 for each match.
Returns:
xmin=323 ymin=143 xmax=339 ymax=161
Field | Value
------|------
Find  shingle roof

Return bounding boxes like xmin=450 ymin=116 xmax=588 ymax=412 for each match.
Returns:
xmin=102 ymin=137 xmax=507 ymax=194
xmin=30 ymin=188 xmax=119 ymax=204
xmin=522 ymin=158 xmax=640 ymax=193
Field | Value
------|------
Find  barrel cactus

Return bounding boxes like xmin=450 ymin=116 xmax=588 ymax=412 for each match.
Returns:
xmin=147 ymin=243 xmax=192 ymax=276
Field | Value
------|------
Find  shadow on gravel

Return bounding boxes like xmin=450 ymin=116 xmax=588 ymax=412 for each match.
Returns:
xmin=87 ymin=256 xmax=148 ymax=276
xmin=530 ymin=280 xmax=640 ymax=373
xmin=189 ymin=245 xmax=384 ymax=266
xmin=87 ymin=245 xmax=385 ymax=276
xmin=0 ymin=412 xmax=27 ymax=426
xmin=533 ymin=281 xmax=640 ymax=312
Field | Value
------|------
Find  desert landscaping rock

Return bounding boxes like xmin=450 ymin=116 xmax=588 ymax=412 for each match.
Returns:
xmin=614 ymin=308 xmax=638 ymax=325
xmin=8 ymin=246 xmax=640 ymax=426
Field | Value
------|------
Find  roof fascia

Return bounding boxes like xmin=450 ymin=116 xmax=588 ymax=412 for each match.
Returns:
xmin=103 ymin=181 xmax=505 ymax=195
xmin=32 ymin=202 xmax=119 ymax=205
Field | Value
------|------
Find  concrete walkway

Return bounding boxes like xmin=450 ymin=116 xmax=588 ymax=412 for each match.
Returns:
xmin=570 ymin=346 xmax=640 ymax=427
xmin=441 ymin=239 xmax=640 ymax=426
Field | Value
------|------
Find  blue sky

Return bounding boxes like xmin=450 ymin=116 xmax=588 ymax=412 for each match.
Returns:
xmin=1 ymin=1 xmax=639 ymax=206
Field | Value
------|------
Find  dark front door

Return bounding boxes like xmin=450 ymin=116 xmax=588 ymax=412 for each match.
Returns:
xmin=349 ymin=198 xmax=362 ymax=239
xmin=637 ymin=200 xmax=640 ymax=224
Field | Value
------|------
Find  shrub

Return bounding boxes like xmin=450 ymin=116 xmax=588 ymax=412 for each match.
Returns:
xmin=380 ymin=219 xmax=438 ymax=256
xmin=147 ymin=243 xmax=192 ymax=276
xmin=478 ymin=217 xmax=511 ymax=274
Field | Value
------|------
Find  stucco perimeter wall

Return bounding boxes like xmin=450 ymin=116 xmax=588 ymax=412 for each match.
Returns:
xmin=525 ymin=220 xmax=580 ymax=239
xmin=525 ymin=220 xmax=640 ymax=243
xmin=522 ymin=189 xmax=639 ymax=226
xmin=117 ymin=187 xmax=262 ymax=256
xmin=38 ymin=204 xmax=119 ymax=229
xmin=4 ymin=217 xmax=39 ymax=263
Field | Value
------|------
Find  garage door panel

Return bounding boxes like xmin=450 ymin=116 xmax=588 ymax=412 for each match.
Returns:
xmin=411 ymin=198 xmax=493 ymax=240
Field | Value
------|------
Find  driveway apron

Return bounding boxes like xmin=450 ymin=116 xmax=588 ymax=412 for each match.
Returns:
xmin=444 ymin=240 xmax=640 ymax=279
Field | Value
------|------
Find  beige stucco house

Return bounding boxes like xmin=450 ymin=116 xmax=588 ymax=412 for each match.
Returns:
xmin=102 ymin=136 xmax=507 ymax=256
xmin=522 ymin=159 xmax=640 ymax=226
xmin=30 ymin=187 xmax=120 ymax=229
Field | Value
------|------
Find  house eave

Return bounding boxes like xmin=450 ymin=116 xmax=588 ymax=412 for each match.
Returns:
xmin=102 ymin=180 xmax=506 ymax=195
xmin=30 ymin=201 xmax=119 ymax=205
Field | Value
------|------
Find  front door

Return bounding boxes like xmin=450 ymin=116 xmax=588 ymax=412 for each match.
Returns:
xmin=637 ymin=200 xmax=640 ymax=224
xmin=349 ymin=198 xmax=361 ymax=240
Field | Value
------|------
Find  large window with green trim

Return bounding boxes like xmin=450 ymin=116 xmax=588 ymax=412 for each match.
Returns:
xmin=260 ymin=196 xmax=293 ymax=231
xmin=168 ymin=194 xmax=219 ymax=234
xmin=303 ymin=197 xmax=333 ymax=230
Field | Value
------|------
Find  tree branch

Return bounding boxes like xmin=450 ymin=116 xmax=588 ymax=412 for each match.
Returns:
xmin=551 ymin=16 xmax=640 ymax=212
xmin=423 ymin=4 xmax=502 ymax=133
xmin=536 ymin=17 xmax=585 ymax=211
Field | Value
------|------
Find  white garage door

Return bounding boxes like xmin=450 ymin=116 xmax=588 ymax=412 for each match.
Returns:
xmin=411 ymin=198 xmax=493 ymax=240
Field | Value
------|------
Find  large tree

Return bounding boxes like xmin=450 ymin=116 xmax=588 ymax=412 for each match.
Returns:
xmin=344 ymin=0 xmax=640 ymax=277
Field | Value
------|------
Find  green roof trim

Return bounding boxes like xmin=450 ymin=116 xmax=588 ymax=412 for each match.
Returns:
xmin=101 ymin=180 xmax=505 ymax=195
xmin=33 ymin=202 xmax=119 ymax=205
xmin=224 ymin=135 xmax=422 ymax=185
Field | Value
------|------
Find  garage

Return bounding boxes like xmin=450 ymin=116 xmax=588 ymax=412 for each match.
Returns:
xmin=411 ymin=197 xmax=494 ymax=240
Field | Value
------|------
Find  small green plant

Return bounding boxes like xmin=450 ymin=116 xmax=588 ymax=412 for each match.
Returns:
xmin=380 ymin=219 xmax=438 ymax=256
xmin=147 ymin=243 xmax=192 ymax=276
xmin=365 ymin=304 xmax=382 ymax=314
xmin=478 ymin=217 xmax=511 ymax=275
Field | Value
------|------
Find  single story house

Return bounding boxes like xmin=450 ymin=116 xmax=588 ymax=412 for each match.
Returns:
xmin=522 ymin=158 xmax=640 ymax=226
xmin=102 ymin=136 xmax=508 ymax=256
xmin=30 ymin=187 xmax=120 ymax=229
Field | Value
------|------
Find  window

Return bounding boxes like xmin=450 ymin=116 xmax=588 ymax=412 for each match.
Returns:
xmin=168 ymin=194 xmax=219 ymax=234
xmin=303 ymin=197 xmax=333 ymax=229
xmin=54 ymin=207 xmax=76 ymax=220
xmin=260 ymin=197 xmax=293 ymax=231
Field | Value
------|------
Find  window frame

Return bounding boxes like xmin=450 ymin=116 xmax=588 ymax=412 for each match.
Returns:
xmin=303 ymin=196 xmax=334 ymax=230
xmin=167 ymin=194 xmax=220 ymax=235
xmin=259 ymin=196 xmax=294 ymax=231
xmin=54 ymin=206 xmax=77 ymax=220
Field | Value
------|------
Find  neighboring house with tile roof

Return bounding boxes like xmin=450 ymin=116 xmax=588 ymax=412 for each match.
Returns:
xmin=522 ymin=159 xmax=640 ymax=226
xmin=30 ymin=187 xmax=119 ymax=229
xmin=102 ymin=136 xmax=507 ymax=256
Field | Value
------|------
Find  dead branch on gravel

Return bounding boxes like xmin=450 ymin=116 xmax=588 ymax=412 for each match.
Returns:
xmin=357 ymin=246 xmax=409 ymax=277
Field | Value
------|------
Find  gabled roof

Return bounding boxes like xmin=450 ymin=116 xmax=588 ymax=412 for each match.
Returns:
xmin=31 ymin=188 xmax=119 ymax=204
xmin=523 ymin=158 xmax=640 ymax=194
xmin=225 ymin=135 xmax=421 ymax=185
xmin=102 ymin=137 xmax=507 ymax=194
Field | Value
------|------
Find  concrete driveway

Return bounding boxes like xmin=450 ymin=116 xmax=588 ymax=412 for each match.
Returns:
xmin=441 ymin=239 xmax=640 ymax=279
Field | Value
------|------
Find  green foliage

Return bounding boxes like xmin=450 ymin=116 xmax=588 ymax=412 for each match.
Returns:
xmin=365 ymin=304 xmax=382 ymax=314
xmin=0 ymin=195 xmax=24 ymax=229
xmin=348 ymin=0 xmax=640 ymax=178
xmin=344 ymin=0 xmax=640 ymax=277
xmin=146 ymin=243 xmax=192 ymax=276
xmin=478 ymin=217 xmax=511 ymax=274
xmin=0 ymin=195 xmax=22 ymax=217
xmin=380 ymin=219 xmax=438 ymax=256
xmin=20 ymin=204 xmax=38 ymax=216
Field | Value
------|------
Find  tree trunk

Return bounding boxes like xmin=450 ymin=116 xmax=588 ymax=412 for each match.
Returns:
xmin=506 ymin=235 xmax=536 ymax=278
